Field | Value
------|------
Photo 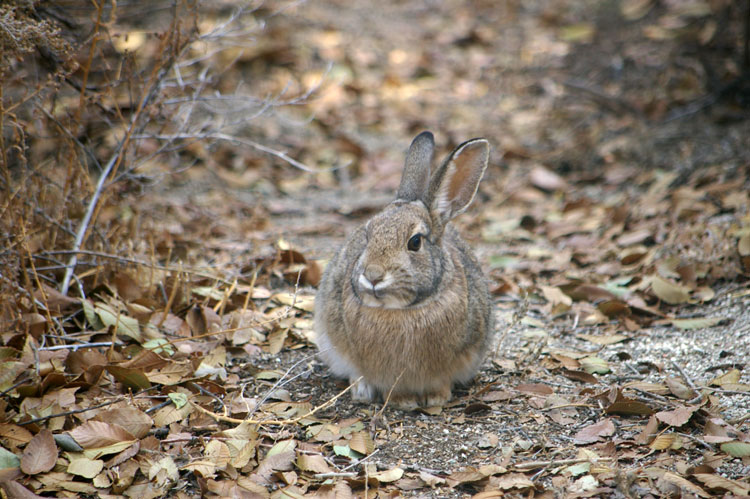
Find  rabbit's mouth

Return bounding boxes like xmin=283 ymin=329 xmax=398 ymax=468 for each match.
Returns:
xmin=355 ymin=273 xmax=411 ymax=309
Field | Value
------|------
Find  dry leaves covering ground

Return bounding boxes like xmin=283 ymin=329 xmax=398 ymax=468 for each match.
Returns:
xmin=2 ymin=0 xmax=750 ymax=497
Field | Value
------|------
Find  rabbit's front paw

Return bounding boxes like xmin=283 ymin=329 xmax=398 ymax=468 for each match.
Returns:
xmin=390 ymin=385 xmax=452 ymax=410
xmin=351 ymin=378 xmax=377 ymax=403
xmin=423 ymin=386 xmax=452 ymax=408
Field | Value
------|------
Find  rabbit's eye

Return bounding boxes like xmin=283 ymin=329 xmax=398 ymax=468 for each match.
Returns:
xmin=407 ymin=234 xmax=422 ymax=252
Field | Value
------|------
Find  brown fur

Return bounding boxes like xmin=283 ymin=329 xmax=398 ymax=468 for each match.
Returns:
xmin=314 ymin=132 xmax=493 ymax=409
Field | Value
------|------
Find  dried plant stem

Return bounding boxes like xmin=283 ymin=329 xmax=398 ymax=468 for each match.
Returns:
xmin=60 ymin=152 xmax=119 ymax=295
xmin=192 ymin=376 xmax=363 ymax=426
xmin=514 ymin=457 xmax=613 ymax=471
xmin=60 ymin=12 xmax=186 ymax=295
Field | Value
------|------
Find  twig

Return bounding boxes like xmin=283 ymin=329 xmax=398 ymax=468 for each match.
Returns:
xmin=671 ymin=361 xmax=703 ymax=405
xmin=702 ymin=387 xmax=750 ymax=396
xmin=371 ymin=369 xmax=406 ymax=432
xmin=192 ymin=376 xmax=363 ymax=426
xmin=59 ymin=150 xmax=120 ymax=295
xmin=313 ymin=472 xmax=358 ymax=479
xmin=144 ymin=132 xmax=324 ymax=173
xmin=513 ymin=457 xmax=613 ymax=471
xmin=38 ymin=342 xmax=116 ymax=351
xmin=540 ymin=403 xmax=596 ymax=411
xmin=340 ymin=448 xmax=381 ymax=472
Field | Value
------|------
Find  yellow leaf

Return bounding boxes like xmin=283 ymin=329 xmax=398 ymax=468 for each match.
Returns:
xmin=67 ymin=457 xmax=104 ymax=479
xmin=371 ymin=467 xmax=404 ymax=483
xmin=710 ymin=368 xmax=741 ymax=386
xmin=651 ymin=276 xmax=690 ymax=304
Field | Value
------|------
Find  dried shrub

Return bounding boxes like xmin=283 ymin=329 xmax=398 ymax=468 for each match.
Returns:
xmin=1 ymin=1 xmax=315 ymax=324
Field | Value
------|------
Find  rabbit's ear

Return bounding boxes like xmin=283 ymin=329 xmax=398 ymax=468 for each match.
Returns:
xmin=396 ymin=131 xmax=434 ymax=201
xmin=426 ymin=138 xmax=489 ymax=226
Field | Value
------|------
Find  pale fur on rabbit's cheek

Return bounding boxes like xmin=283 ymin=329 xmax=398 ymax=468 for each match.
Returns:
xmin=356 ymin=275 xmax=412 ymax=309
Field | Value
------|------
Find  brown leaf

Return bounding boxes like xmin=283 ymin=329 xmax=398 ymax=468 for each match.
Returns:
xmin=655 ymin=405 xmax=700 ymax=427
xmin=348 ymin=431 xmax=374 ymax=455
xmin=446 ymin=469 xmax=485 ymax=487
xmin=636 ymin=415 xmax=659 ymax=445
xmin=516 ymin=383 xmax=554 ymax=395
xmin=577 ymin=333 xmax=628 ymax=345
xmin=464 ymin=402 xmax=492 ymax=414
xmin=481 ymin=390 xmax=514 ymax=402
xmin=296 ymin=453 xmax=331 ymax=474
xmin=597 ymin=300 xmax=631 ymax=318
xmin=0 ymin=424 xmax=33 ymax=451
xmin=661 ymin=471 xmax=710 ymax=498
xmin=573 ymin=418 xmax=615 ymax=444
xmin=539 ymin=285 xmax=572 ymax=306
xmin=121 ymin=349 xmax=169 ymax=372
xmin=419 ymin=470 xmax=446 ymax=487
xmin=561 ymin=369 xmax=597 ymax=384
xmin=94 ymin=407 xmax=153 ymax=439
xmin=34 ymin=285 xmax=78 ymax=314
xmin=693 ymin=473 xmax=750 ymax=496
xmin=665 ymin=377 xmax=696 ymax=399
xmin=68 ymin=421 xmax=136 ymax=449
xmin=0 ymin=481 xmax=45 ymax=499
xmin=738 ymin=233 xmax=750 ymax=256
xmin=703 ymin=418 xmax=731 ymax=442
xmin=20 ymin=430 xmax=57 ymax=475
xmin=563 ymin=283 xmax=618 ymax=302
xmin=605 ymin=399 xmax=654 ymax=416
xmin=490 ymin=473 xmax=535 ymax=491
xmin=739 ymin=233 xmax=750 ymax=271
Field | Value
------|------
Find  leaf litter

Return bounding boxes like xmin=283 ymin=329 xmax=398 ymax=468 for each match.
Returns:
xmin=2 ymin=0 xmax=750 ymax=497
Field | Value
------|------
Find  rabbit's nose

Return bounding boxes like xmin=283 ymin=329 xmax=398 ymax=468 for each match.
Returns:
xmin=364 ymin=265 xmax=385 ymax=286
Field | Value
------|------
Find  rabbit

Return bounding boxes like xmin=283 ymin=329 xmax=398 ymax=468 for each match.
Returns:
xmin=314 ymin=131 xmax=493 ymax=409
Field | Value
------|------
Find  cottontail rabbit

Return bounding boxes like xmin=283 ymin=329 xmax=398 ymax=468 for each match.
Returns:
xmin=314 ymin=131 xmax=493 ymax=409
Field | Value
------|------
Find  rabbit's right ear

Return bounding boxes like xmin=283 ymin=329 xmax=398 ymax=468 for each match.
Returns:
xmin=425 ymin=138 xmax=489 ymax=228
xmin=396 ymin=131 xmax=434 ymax=202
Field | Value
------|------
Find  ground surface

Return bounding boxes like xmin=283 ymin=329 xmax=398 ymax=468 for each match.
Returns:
xmin=4 ymin=0 xmax=750 ymax=497
xmin=152 ymin=0 xmax=750 ymax=496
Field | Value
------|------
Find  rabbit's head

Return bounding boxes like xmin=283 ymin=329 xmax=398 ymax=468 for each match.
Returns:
xmin=350 ymin=131 xmax=489 ymax=309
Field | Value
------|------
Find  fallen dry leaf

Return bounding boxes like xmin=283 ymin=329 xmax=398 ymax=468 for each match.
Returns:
xmin=20 ymin=430 xmax=57 ymax=475
xmin=573 ymin=418 xmax=615 ymax=444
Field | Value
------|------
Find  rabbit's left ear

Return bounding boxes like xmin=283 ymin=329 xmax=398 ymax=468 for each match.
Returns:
xmin=425 ymin=138 xmax=489 ymax=226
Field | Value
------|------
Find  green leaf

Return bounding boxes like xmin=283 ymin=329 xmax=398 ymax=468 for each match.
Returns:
xmin=333 ymin=444 xmax=363 ymax=459
xmin=192 ymin=286 xmax=225 ymax=300
xmin=0 ymin=447 xmax=20 ymax=469
xmin=721 ymin=441 xmax=750 ymax=457
xmin=489 ymin=255 xmax=519 ymax=269
xmin=94 ymin=303 xmax=141 ymax=341
xmin=580 ymin=356 xmax=610 ymax=374
xmin=143 ymin=338 xmax=174 ymax=356
xmin=81 ymin=299 xmax=103 ymax=329
xmin=168 ymin=392 xmax=188 ymax=409
xmin=105 ymin=366 xmax=151 ymax=391
xmin=564 ymin=462 xmax=591 ymax=476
